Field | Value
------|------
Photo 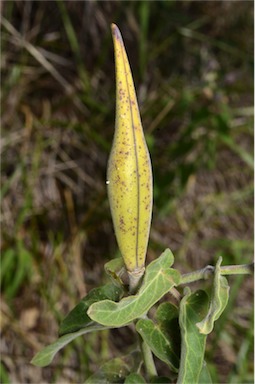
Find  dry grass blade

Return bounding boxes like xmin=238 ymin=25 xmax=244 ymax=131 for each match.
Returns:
xmin=0 ymin=15 xmax=87 ymax=114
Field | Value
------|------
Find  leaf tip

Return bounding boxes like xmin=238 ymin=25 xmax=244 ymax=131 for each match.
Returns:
xmin=30 ymin=353 xmax=47 ymax=368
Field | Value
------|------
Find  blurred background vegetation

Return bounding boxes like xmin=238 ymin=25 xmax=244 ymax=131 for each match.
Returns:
xmin=1 ymin=1 xmax=253 ymax=383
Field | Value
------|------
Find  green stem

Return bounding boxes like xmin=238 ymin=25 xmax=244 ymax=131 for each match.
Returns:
xmin=128 ymin=268 xmax=145 ymax=294
xmin=139 ymin=335 xmax=157 ymax=379
xmin=180 ymin=262 xmax=254 ymax=285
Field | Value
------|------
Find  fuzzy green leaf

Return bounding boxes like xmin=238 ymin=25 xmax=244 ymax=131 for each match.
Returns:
xmin=198 ymin=361 xmax=213 ymax=383
xmin=59 ymin=283 xmax=123 ymax=336
xmin=136 ymin=303 xmax=180 ymax=372
xmin=104 ymin=257 xmax=127 ymax=287
xmin=177 ymin=289 xmax=209 ymax=384
xmin=88 ymin=249 xmax=180 ymax=327
xmin=156 ymin=302 xmax=181 ymax=358
xmin=31 ymin=324 xmax=112 ymax=367
xmin=196 ymin=257 xmax=230 ymax=334
xmin=124 ymin=373 xmax=146 ymax=383
xmin=85 ymin=352 xmax=141 ymax=384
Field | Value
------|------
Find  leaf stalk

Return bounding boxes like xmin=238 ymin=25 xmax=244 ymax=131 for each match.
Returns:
xmin=139 ymin=335 xmax=158 ymax=379
xmin=180 ymin=263 xmax=254 ymax=285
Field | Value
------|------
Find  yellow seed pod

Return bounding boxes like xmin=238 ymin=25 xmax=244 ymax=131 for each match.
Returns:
xmin=107 ymin=24 xmax=153 ymax=280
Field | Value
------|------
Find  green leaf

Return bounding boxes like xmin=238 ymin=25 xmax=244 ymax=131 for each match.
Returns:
xmin=59 ymin=283 xmax=123 ymax=336
xmin=177 ymin=289 xmax=209 ymax=384
xmin=196 ymin=257 xmax=230 ymax=335
xmin=136 ymin=303 xmax=180 ymax=372
xmin=104 ymin=257 xmax=127 ymax=287
xmin=31 ymin=324 xmax=112 ymax=367
xmin=124 ymin=373 xmax=146 ymax=383
xmin=85 ymin=357 xmax=129 ymax=384
xmin=104 ymin=257 xmax=125 ymax=275
xmin=88 ymin=249 xmax=180 ymax=327
xmin=85 ymin=352 xmax=141 ymax=384
xmin=156 ymin=302 xmax=181 ymax=358
xmin=198 ymin=361 xmax=212 ymax=383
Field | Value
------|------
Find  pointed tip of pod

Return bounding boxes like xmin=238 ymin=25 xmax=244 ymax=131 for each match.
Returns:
xmin=111 ymin=23 xmax=118 ymax=33
xmin=111 ymin=23 xmax=123 ymax=44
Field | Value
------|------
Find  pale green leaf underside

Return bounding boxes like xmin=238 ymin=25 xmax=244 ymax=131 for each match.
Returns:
xmin=31 ymin=324 xmax=112 ymax=367
xmin=177 ymin=289 xmax=209 ymax=384
xmin=196 ymin=257 xmax=230 ymax=335
xmin=198 ymin=361 xmax=213 ymax=383
xmin=88 ymin=249 xmax=180 ymax=327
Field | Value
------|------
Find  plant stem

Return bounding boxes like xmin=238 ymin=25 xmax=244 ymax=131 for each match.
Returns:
xmin=128 ymin=268 xmax=145 ymax=294
xmin=139 ymin=335 xmax=157 ymax=379
xmin=180 ymin=262 xmax=254 ymax=285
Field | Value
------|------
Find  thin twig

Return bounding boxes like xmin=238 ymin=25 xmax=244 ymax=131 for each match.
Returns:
xmin=180 ymin=262 xmax=254 ymax=285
